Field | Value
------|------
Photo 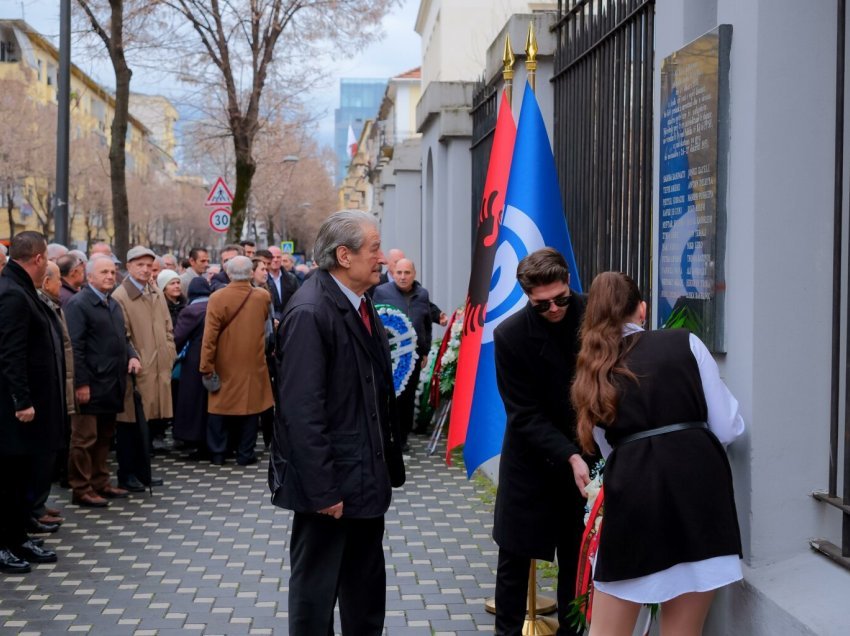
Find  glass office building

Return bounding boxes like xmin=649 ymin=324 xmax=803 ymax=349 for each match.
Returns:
xmin=334 ymin=78 xmax=387 ymax=185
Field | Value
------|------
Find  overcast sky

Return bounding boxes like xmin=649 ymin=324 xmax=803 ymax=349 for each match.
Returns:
xmin=3 ymin=0 xmax=422 ymax=148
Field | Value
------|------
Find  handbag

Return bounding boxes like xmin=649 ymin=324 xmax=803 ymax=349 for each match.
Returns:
xmin=203 ymin=288 xmax=255 ymax=393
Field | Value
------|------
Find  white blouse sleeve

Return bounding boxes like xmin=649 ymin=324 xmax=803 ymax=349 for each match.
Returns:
xmin=593 ymin=426 xmax=613 ymax=459
xmin=689 ymin=333 xmax=745 ymax=445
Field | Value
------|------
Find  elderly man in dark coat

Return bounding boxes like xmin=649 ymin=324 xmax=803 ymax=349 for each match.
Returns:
xmin=56 ymin=253 xmax=84 ymax=307
xmin=172 ymin=277 xmax=211 ymax=454
xmin=267 ymin=246 xmax=299 ymax=322
xmin=372 ymin=258 xmax=435 ymax=449
xmin=64 ymin=255 xmax=141 ymax=507
xmin=0 ymin=232 xmax=64 ymax=573
xmin=270 ymin=210 xmax=405 ymax=636
xmin=492 ymin=248 xmax=591 ymax=636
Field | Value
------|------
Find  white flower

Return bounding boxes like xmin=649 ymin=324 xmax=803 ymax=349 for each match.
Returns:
xmin=441 ymin=348 xmax=457 ymax=365
xmin=582 ymin=475 xmax=603 ymax=526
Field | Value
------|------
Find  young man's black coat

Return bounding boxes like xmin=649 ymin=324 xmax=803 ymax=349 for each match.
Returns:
xmin=492 ymin=295 xmax=589 ymax=560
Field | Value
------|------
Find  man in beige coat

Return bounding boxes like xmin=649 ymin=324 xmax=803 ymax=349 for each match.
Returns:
xmin=112 ymin=246 xmax=176 ymax=491
xmin=200 ymin=255 xmax=273 ymax=466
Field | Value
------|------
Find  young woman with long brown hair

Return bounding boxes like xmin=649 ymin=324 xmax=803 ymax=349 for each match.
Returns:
xmin=571 ymin=272 xmax=744 ymax=636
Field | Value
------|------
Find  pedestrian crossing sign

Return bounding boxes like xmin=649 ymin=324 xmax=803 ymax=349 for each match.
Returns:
xmin=281 ymin=241 xmax=294 ymax=254
xmin=204 ymin=177 xmax=234 ymax=207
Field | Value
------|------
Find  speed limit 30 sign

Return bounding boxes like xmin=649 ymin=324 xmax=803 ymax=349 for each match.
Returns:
xmin=209 ymin=208 xmax=231 ymax=233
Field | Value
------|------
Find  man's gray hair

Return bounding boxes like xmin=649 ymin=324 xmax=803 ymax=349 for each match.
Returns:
xmin=86 ymin=254 xmax=114 ymax=275
xmin=47 ymin=243 xmax=69 ymax=261
xmin=225 ymin=255 xmax=253 ymax=281
xmin=69 ymin=249 xmax=88 ymax=264
xmin=313 ymin=210 xmax=378 ymax=271
xmin=154 ymin=256 xmax=165 ymax=267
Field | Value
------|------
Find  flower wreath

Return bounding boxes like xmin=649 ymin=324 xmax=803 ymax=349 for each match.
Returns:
xmin=414 ymin=339 xmax=441 ymax=425
xmin=375 ymin=304 xmax=419 ymax=396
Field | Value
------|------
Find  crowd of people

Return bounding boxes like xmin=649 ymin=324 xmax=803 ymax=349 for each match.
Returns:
xmin=0 ymin=234 xmax=318 ymax=571
xmin=0 ymin=226 xmax=444 ymax=579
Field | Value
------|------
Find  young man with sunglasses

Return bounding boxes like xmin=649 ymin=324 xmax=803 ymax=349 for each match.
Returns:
xmin=492 ymin=247 xmax=591 ymax=636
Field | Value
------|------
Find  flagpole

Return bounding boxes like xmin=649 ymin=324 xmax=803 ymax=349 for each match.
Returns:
xmin=521 ymin=23 xmax=560 ymax=634
xmin=503 ymin=33 xmax=515 ymax=105
xmin=525 ymin=21 xmax=538 ymax=93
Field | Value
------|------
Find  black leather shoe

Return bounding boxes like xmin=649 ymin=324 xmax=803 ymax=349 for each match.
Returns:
xmin=26 ymin=518 xmax=59 ymax=534
xmin=146 ymin=477 xmax=164 ymax=487
xmin=0 ymin=548 xmax=30 ymax=573
xmin=236 ymin=456 xmax=258 ymax=466
xmin=25 ymin=537 xmax=44 ymax=547
xmin=210 ymin=454 xmax=225 ymax=466
xmin=14 ymin=540 xmax=57 ymax=564
xmin=118 ymin=476 xmax=146 ymax=492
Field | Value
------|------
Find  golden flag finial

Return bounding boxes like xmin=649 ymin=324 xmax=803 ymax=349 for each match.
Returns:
xmin=502 ymin=33 xmax=515 ymax=104
xmin=525 ymin=21 xmax=538 ymax=92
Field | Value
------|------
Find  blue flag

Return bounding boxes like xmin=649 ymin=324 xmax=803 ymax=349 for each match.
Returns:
xmin=463 ymin=81 xmax=582 ymax=477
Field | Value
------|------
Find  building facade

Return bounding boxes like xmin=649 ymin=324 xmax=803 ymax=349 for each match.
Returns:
xmin=0 ymin=19 xmax=201 ymax=250
xmin=333 ymin=78 xmax=387 ymax=185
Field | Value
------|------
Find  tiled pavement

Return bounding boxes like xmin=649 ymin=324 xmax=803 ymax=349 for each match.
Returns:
xmin=0 ymin=436 xmax=518 ymax=635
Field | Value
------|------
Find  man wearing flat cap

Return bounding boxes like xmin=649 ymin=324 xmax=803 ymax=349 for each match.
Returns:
xmin=112 ymin=246 xmax=176 ymax=492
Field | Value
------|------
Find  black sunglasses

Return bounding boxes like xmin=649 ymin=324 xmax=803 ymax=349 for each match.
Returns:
xmin=531 ymin=294 xmax=571 ymax=313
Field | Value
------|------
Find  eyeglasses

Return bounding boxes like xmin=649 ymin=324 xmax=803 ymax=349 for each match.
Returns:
xmin=531 ymin=294 xmax=571 ymax=313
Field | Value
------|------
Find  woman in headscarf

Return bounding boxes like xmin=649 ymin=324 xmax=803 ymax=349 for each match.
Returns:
xmin=172 ymin=277 xmax=212 ymax=458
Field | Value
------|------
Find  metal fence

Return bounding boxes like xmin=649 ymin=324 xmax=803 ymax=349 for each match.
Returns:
xmin=470 ymin=79 xmax=498 ymax=244
xmin=553 ymin=0 xmax=655 ymax=297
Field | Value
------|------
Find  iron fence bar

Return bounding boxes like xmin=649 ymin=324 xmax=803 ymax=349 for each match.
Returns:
xmin=831 ymin=0 xmax=845 ymax=499
xmin=630 ymin=16 xmax=642 ymax=276
xmin=602 ymin=9 xmax=613 ymax=275
xmin=611 ymin=22 xmax=624 ymax=270
xmin=643 ymin=7 xmax=654 ymax=311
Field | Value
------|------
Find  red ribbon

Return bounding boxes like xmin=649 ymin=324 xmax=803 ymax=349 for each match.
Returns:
xmin=575 ymin=486 xmax=605 ymax=625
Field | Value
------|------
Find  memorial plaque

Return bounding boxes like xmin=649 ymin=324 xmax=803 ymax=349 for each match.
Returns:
xmin=657 ymin=25 xmax=731 ymax=352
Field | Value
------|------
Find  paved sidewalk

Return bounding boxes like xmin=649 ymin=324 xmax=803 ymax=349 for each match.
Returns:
xmin=0 ymin=436 xmax=504 ymax=635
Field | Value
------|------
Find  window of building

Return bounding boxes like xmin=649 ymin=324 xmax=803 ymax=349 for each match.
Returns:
xmin=0 ymin=38 xmax=17 ymax=63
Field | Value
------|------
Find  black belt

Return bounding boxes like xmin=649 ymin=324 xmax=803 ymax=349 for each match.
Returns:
xmin=615 ymin=421 xmax=708 ymax=446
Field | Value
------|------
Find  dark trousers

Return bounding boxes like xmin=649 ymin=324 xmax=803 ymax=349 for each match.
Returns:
xmin=0 ymin=455 xmax=31 ymax=548
xmin=397 ymin=365 xmax=421 ymax=446
xmin=69 ymin=413 xmax=117 ymax=497
xmin=260 ymin=407 xmax=274 ymax=449
xmin=28 ymin=451 xmax=57 ymax=518
xmin=288 ymin=513 xmax=385 ymax=636
xmin=207 ymin=414 xmax=258 ymax=464
xmin=495 ymin=521 xmax=584 ymax=635
xmin=116 ymin=419 xmax=149 ymax=485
